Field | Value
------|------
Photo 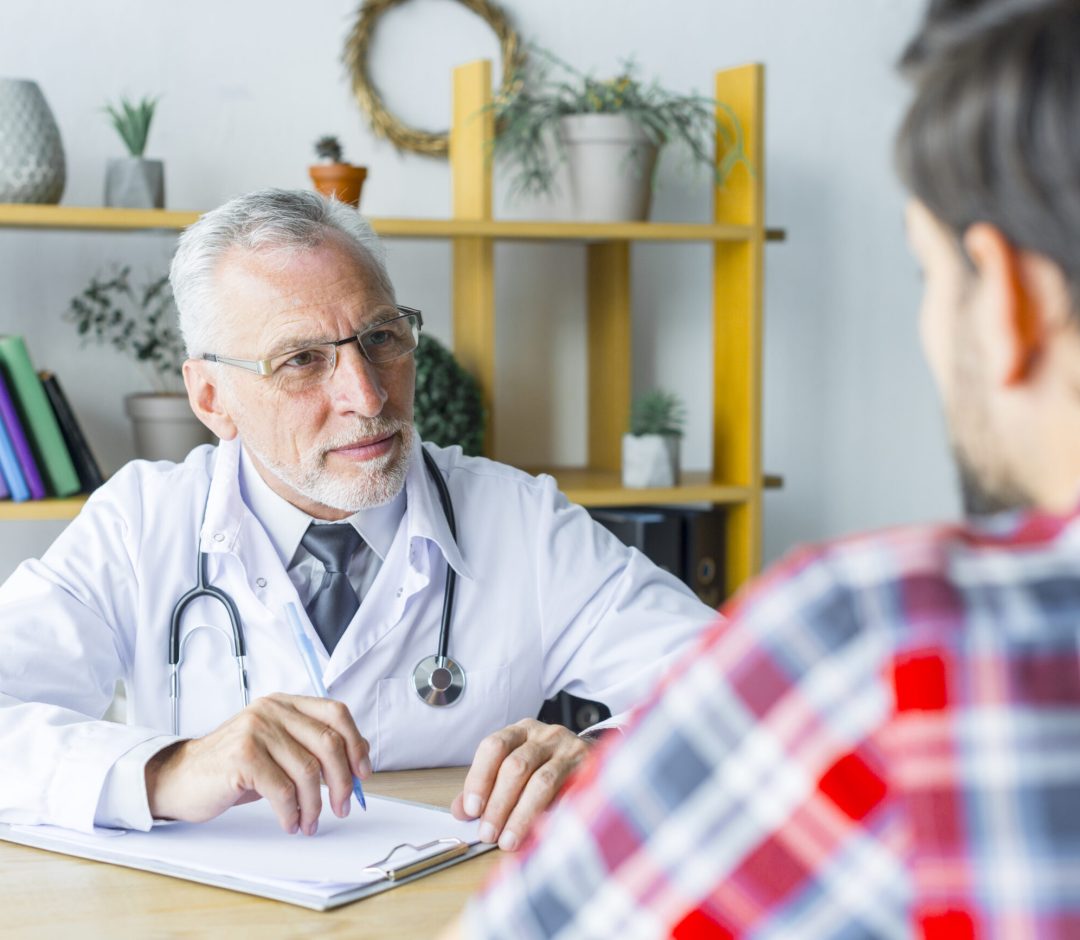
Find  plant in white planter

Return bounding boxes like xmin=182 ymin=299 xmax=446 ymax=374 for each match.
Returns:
xmin=103 ymin=95 xmax=164 ymax=209
xmin=622 ymin=389 xmax=686 ymax=488
xmin=490 ymin=47 xmax=751 ymax=221
xmin=65 ymin=267 xmax=213 ymax=462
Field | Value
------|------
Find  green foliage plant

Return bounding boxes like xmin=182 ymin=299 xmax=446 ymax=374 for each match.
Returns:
xmin=65 ymin=267 xmax=186 ymax=393
xmin=104 ymin=96 xmax=158 ymax=157
xmin=314 ymin=135 xmax=345 ymax=163
xmin=413 ymin=334 xmax=485 ymax=456
xmin=490 ymin=46 xmax=752 ymax=199
xmin=629 ymin=389 xmax=686 ymax=437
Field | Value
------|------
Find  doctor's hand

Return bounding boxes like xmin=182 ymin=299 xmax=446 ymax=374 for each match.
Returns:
xmin=450 ymin=719 xmax=590 ymax=852
xmin=144 ymin=693 xmax=372 ymax=836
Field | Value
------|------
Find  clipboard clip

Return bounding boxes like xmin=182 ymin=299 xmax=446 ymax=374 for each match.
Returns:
xmin=363 ymin=838 xmax=470 ymax=882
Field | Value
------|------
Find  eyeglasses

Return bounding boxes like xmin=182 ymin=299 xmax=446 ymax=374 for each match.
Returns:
xmin=202 ymin=306 xmax=423 ymax=393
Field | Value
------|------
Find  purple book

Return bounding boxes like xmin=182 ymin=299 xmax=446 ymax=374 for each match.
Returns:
xmin=0 ymin=366 xmax=46 ymax=500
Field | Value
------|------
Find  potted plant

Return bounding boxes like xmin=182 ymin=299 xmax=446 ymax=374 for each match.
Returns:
xmin=103 ymin=96 xmax=164 ymax=209
xmin=491 ymin=48 xmax=751 ymax=221
xmin=413 ymin=334 xmax=485 ymax=456
xmin=622 ymin=389 xmax=685 ymax=488
xmin=309 ymin=135 xmax=368 ymax=208
xmin=65 ymin=267 xmax=213 ymax=462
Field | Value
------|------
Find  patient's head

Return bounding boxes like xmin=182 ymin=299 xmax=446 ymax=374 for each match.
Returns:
xmin=897 ymin=0 xmax=1080 ymax=514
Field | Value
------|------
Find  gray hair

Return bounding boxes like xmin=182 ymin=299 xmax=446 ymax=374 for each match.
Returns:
xmin=170 ymin=188 xmax=395 ymax=357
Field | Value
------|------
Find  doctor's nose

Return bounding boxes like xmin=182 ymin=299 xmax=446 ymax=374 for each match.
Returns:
xmin=329 ymin=343 xmax=388 ymax=417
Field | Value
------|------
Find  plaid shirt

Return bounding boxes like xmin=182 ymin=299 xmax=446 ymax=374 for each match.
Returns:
xmin=463 ymin=507 xmax=1080 ymax=938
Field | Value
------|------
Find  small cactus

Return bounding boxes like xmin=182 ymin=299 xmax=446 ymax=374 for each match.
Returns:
xmin=314 ymin=135 xmax=344 ymax=163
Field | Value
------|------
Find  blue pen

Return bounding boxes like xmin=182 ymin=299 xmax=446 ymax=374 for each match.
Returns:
xmin=284 ymin=602 xmax=367 ymax=811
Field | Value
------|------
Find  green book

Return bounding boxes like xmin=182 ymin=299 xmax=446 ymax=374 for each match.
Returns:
xmin=0 ymin=336 xmax=80 ymax=497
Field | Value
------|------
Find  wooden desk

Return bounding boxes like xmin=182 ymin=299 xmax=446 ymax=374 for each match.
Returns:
xmin=0 ymin=767 xmax=501 ymax=939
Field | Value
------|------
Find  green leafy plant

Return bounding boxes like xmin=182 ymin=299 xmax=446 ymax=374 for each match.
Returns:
xmin=314 ymin=135 xmax=345 ymax=163
xmin=65 ymin=267 xmax=186 ymax=393
xmin=104 ymin=96 xmax=158 ymax=157
xmin=629 ymin=389 xmax=686 ymax=437
xmin=413 ymin=334 xmax=485 ymax=456
xmin=490 ymin=46 xmax=751 ymax=198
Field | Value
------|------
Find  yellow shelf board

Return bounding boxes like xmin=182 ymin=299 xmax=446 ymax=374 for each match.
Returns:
xmin=0 ymin=496 xmax=88 ymax=521
xmin=0 ymin=204 xmax=785 ymax=243
xmin=529 ymin=468 xmax=755 ymax=507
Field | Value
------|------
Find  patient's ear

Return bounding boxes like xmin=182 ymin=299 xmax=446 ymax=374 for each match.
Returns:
xmin=183 ymin=360 xmax=238 ymax=440
xmin=963 ymin=223 xmax=1068 ymax=387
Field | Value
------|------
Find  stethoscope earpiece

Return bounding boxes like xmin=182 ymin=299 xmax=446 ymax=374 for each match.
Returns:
xmin=413 ymin=654 xmax=466 ymax=707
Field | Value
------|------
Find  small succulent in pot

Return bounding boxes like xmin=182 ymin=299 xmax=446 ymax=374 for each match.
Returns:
xmin=309 ymin=135 xmax=367 ymax=207
xmin=103 ymin=94 xmax=165 ymax=208
xmin=623 ymin=389 xmax=686 ymax=488
xmin=314 ymin=135 xmax=345 ymax=164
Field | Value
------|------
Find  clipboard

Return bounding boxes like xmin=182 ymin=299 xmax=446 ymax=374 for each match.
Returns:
xmin=0 ymin=795 xmax=497 ymax=911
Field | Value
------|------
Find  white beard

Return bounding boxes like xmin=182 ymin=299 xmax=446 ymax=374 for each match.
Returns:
xmin=247 ymin=422 xmax=414 ymax=513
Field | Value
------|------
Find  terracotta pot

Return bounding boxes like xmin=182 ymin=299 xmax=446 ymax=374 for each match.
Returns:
xmin=308 ymin=163 xmax=368 ymax=208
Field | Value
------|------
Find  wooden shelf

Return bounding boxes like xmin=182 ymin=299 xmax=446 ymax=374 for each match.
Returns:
xmin=0 ymin=204 xmax=784 ymax=243
xmin=0 ymin=496 xmax=88 ymax=521
xmin=532 ymin=469 xmax=754 ymax=508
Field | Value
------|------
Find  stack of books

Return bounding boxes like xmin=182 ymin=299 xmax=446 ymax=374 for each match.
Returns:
xmin=0 ymin=335 xmax=104 ymax=503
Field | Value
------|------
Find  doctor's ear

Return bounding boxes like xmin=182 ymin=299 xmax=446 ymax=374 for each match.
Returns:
xmin=183 ymin=360 xmax=238 ymax=441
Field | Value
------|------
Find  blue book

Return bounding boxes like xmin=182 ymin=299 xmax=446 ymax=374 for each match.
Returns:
xmin=0 ymin=406 xmax=30 ymax=501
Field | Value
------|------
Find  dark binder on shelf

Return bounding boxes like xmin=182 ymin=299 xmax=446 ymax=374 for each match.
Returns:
xmin=0 ymin=364 xmax=46 ymax=500
xmin=39 ymin=371 xmax=105 ymax=493
xmin=587 ymin=507 xmax=684 ymax=575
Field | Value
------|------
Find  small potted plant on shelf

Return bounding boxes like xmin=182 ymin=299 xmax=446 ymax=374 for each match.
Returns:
xmin=413 ymin=334 xmax=485 ymax=456
xmin=309 ymin=135 xmax=368 ymax=208
xmin=491 ymin=47 xmax=751 ymax=221
xmin=103 ymin=95 xmax=164 ymax=209
xmin=65 ymin=267 xmax=213 ymax=462
xmin=622 ymin=388 xmax=686 ymax=488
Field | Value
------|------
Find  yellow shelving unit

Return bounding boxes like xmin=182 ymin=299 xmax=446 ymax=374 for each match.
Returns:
xmin=0 ymin=59 xmax=774 ymax=594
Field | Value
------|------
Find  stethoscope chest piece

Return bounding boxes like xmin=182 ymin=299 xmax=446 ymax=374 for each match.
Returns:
xmin=413 ymin=654 xmax=465 ymax=707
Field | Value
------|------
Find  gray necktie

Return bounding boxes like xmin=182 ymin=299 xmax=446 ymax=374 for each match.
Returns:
xmin=301 ymin=523 xmax=364 ymax=653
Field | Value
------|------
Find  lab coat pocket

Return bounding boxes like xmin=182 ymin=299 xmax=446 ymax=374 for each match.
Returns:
xmin=375 ymin=667 xmax=511 ymax=771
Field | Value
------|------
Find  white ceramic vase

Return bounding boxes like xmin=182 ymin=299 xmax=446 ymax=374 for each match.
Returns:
xmin=622 ymin=433 xmax=680 ymax=488
xmin=125 ymin=393 xmax=214 ymax=462
xmin=0 ymin=78 xmax=66 ymax=204
xmin=558 ymin=114 xmax=659 ymax=222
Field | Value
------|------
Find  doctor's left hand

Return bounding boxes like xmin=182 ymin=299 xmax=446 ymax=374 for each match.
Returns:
xmin=450 ymin=719 xmax=590 ymax=852
xmin=144 ymin=693 xmax=372 ymax=836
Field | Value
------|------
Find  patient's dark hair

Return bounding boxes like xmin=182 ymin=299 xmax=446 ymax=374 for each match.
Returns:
xmin=896 ymin=0 xmax=1080 ymax=311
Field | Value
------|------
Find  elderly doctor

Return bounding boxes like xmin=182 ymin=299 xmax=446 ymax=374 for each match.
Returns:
xmin=0 ymin=189 xmax=714 ymax=850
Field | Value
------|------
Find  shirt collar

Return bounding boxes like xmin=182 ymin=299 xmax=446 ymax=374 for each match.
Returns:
xmin=237 ymin=443 xmax=405 ymax=567
xmin=403 ymin=430 xmax=473 ymax=581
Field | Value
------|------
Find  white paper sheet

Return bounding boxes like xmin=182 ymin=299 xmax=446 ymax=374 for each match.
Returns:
xmin=12 ymin=795 xmax=481 ymax=901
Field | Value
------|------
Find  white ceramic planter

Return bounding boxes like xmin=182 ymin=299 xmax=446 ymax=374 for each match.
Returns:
xmin=0 ymin=78 xmax=66 ymax=203
xmin=105 ymin=157 xmax=165 ymax=209
xmin=558 ymin=114 xmax=659 ymax=222
xmin=622 ymin=433 xmax=680 ymax=488
xmin=124 ymin=393 xmax=213 ymax=462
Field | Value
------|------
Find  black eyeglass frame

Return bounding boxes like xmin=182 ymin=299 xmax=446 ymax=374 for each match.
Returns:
xmin=201 ymin=305 xmax=424 ymax=377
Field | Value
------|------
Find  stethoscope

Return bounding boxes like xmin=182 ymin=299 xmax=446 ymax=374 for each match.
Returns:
xmin=168 ymin=447 xmax=465 ymax=735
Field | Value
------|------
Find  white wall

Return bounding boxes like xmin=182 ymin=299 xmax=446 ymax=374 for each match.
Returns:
xmin=0 ymin=0 xmax=959 ymax=578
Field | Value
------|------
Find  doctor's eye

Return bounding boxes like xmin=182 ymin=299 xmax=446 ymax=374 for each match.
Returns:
xmin=281 ymin=347 xmax=333 ymax=370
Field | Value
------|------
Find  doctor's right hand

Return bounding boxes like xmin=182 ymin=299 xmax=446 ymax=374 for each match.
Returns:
xmin=144 ymin=693 xmax=372 ymax=835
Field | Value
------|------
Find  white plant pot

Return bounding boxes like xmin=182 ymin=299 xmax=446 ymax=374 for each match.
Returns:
xmin=124 ymin=393 xmax=214 ymax=462
xmin=558 ymin=114 xmax=659 ymax=222
xmin=105 ymin=157 xmax=165 ymax=209
xmin=622 ymin=433 xmax=680 ymax=488
xmin=0 ymin=78 xmax=66 ymax=203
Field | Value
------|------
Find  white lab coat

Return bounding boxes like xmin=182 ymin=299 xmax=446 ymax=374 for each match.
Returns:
xmin=0 ymin=435 xmax=716 ymax=831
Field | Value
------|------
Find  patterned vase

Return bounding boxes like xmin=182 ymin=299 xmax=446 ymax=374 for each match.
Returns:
xmin=0 ymin=79 xmax=66 ymax=204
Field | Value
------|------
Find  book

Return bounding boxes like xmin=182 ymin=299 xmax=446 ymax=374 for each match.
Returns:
xmin=39 ymin=371 xmax=105 ymax=493
xmin=0 ymin=466 xmax=7 ymax=499
xmin=0 ymin=364 xmax=47 ymax=500
xmin=0 ymin=406 xmax=29 ymax=502
xmin=0 ymin=336 xmax=80 ymax=497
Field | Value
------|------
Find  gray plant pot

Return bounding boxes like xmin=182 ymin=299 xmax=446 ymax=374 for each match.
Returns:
xmin=105 ymin=157 xmax=164 ymax=209
xmin=0 ymin=78 xmax=66 ymax=203
xmin=124 ymin=393 xmax=214 ymax=462
xmin=558 ymin=114 xmax=659 ymax=222
xmin=622 ymin=433 xmax=680 ymax=488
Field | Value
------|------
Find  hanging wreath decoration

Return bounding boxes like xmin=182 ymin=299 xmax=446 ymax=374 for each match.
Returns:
xmin=344 ymin=0 xmax=524 ymax=157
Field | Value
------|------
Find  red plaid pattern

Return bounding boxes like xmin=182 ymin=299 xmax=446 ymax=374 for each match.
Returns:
xmin=464 ymin=506 xmax=1080 ymax=938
